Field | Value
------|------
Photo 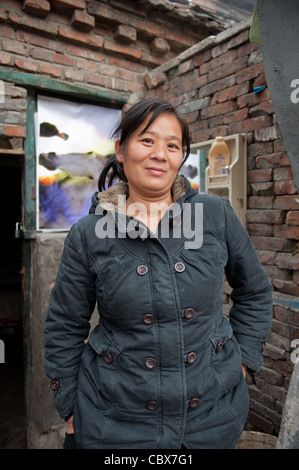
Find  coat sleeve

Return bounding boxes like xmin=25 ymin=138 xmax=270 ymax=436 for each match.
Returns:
xmin=44 ymin=222 xmax=96 ymax=419
xmin=223 ymin=198 xmax=273 ymax=372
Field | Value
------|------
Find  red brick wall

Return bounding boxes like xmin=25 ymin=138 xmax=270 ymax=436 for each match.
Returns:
xmin=146 ymin=20 xmax=299 ymax=436
xmin=0 ymin=0 xmax=211 ymax=102
xmin=0 ymin=0 xmax=220 ymax=149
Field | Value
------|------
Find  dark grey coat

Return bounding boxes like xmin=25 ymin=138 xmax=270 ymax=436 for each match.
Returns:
xmin=44 ymin=176 xmax=272 ymax=449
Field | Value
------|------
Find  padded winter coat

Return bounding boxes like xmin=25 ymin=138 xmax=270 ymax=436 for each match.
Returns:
xmin=44 ymin=175 xmax=272 ymax=449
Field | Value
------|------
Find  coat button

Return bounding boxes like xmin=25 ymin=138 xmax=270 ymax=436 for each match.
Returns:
xmin=137 ymin=265 xmax=148 ymax=276
xmin=103 ymin=353 xmax=112 ymax=364
xmin=187 ymin=352 xmax=197 ymax=364
xmin=189 ymin=398 xmax=200 ymax=408
xmin=145 ymin=357 xmax=157 ymax=369
xmin=146 ymin=400 xmax=158 ymax=411
xmin=172 ymin=216 xmax=182 ymax=227
xmin=184 ymin=308 xmax=195 ymax=320
xmin=143 ymin=314 xmax=154 ymax=325
xmin=216 ymin=342 xmax=223 ymax=352
xmin=174 ymin=262 xmax=185 ymax=273
xmin=50 ymin=379 xmax=60 ymax=391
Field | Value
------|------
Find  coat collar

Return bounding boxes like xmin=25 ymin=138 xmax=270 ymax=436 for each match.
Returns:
xmin=96 ymin=174 xmax=187 ymax=212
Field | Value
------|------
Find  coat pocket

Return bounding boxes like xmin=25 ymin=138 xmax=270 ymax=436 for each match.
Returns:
xmin=209 ymin=318 xmax=243 ymax=396
xmin=78 ymin=324 xmax=122 ymax=411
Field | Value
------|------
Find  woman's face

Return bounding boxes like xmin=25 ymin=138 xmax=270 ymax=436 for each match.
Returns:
xmin=115 ymin=112 xmax=183 ymax=200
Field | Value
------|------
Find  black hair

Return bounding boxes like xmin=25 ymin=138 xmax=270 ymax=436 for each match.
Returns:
xmin=98 ymin=97 xmax=190 ymax=191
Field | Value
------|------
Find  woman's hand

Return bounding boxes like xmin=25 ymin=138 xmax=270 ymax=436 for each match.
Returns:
xmin=66 ymin=415 xmax=74 ymax=434
xmin=242 ymin=364 xmax=247 ymax=378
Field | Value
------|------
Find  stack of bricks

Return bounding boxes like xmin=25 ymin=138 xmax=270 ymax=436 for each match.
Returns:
xmin=0 ymin=0 xmax=213 ymax=99
xmin=145 ymin=18 xmax=299 ymax=436
xmin=0 ymin=82 xmax=27 ymax=149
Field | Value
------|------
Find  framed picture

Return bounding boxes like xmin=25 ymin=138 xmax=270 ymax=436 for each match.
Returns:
xmin=35 ymin=95 xmax=121 ymax=231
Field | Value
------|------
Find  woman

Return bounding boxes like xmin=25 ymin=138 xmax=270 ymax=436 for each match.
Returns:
xmin=44 ymin=98 xmax=272 ymax=449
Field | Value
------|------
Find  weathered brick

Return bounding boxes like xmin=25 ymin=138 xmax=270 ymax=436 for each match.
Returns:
xmin=198 ymin=75 xmax=235 ymax=99
xmin=286 ymin=211 xmax=299 ymax=225
xmin=71 ymin=9 xmax=95 ymax=32
xmin=23 ymin=0 xmax=50 ymax=18
xmin=258 ymin=251 xmax=277 ymax=268
xmin=250 ymin=182 xmax=274 ymax=197
xmin=251 ymin=236 xmax=295 ymax=252
xmin=274 ymin=225 xmax=299 ymax=240
xmin=256 ymin=152 xmax=289 ymax=169
xmin=293 ymin=271 xmax=299 ymax=286
xmin=223 ymin=108 xmax=249 ymax=124
xmin=258 ymin=366 xmax=284 ymax=386
xmin=0 ymin=52 xmax=11 ymax=65
xmin=246 ymin=209 xmax=285 ymax=224
xmin=177 ymin=97 xmax=210 ymax=115
xmin=88 ymin=3 xmax=128 ymax=26
xmin=273 ymin=167 xmax=294 ymax=181
xmin=275 ymin=253 xmax=299 ymax=270
xmin=144 ymin=72 xmax=167 ymax=90
xmin=58 ymin=26 xmax=103 ymax=49
xmin=274 ymin=180 xmax=298 ymax=195
xmin=8 ymin=10 xmax=58 ymax=36
xmin=248 ymin=169 xmax=273 ymax=183
xmin=211 ymin=81 xmax=250 ymax=105
xmin=201 ymin=101 xmax=237 ymax=119
xmin=151 ymin=38 xmax=171 ymax=56
xmin=228 ymin=115 xmax=272 ymax=135
xmin=273 ymin=279 xmax=299 ymax=296
xmin=51 ymin=0 xmax=86 ymax=10
xmin=273 ymin=305 xmax=299 ymax=327
xmin=64 ymin=68 xmax=85 ymax=82
xmin=40 ymin=63 xmax=62 ymax=78
xmin=255 ymin=126 xmax=280 ymax=142
xmin=274 ymin=196 xmax=299 ymax=211
xmin=2 ymin=39 xmax=28 ymax=56
xmin=4 ymin=125 xmax=26 ymax=137
xmin=103 ymin=40 xmax=142 ymax=60
xmin=264 ymin=265 xmax=291 ymax=282
xmin=53 ymin=52 xmax=74 ymax=66
xmin=207 ymin=56 xmax=247 ymax=82
xmin=165 ymin=30 xmax=195 ymax=51
xmin=15 ymin=57 xmax=39 ymax=72
xmin=248 ymin=224 xmax=273 ymax=237
xmin=114 ymin=24 xmax=137 ymax=44
xmin=30 ymin=46 xmax=53 ymax=61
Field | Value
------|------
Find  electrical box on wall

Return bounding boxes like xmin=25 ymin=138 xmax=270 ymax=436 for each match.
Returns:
xmin=190 ymin=134 xmax=247 ymax=226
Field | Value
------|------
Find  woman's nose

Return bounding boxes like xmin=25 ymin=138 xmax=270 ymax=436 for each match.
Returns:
xmin=150 ymin=143 xmax=167 ymax=160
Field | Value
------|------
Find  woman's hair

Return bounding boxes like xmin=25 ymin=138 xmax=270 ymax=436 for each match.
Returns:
xmin=98 ymin=97 xmax=190 ymax=191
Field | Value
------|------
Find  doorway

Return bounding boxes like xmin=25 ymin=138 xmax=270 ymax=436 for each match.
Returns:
xmin=0 ymin=155 xmax=26 ymax=448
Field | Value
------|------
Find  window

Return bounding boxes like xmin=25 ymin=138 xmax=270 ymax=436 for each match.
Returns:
xmin=35 ymin=95 xmax=121 ymax=231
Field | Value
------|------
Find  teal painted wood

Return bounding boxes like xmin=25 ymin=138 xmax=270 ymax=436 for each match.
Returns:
xmin=0 ymin=70 xmax=127 ymax=105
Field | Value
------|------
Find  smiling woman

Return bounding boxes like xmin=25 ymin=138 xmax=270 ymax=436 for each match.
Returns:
xmin=44 ymin=97 xmax=273 ymax=449
xmin=98 ymin=98 xmax=191 ymax=231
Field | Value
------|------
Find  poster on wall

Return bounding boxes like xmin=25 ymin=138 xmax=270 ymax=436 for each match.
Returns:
xmin=179 ymin=152 xmax=201 ymax=192
xmin=35 ymin=95 xmax=121 ymax=231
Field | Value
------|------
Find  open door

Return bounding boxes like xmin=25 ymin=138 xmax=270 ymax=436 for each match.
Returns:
xmin=0 ymin=152 xmax=26 ymax=448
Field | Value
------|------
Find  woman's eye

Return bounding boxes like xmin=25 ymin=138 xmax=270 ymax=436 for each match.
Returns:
xmin=168 ymin=143 xmax=179 ymax=150
xmin=142 ymin=138 xmax=153 ymax=144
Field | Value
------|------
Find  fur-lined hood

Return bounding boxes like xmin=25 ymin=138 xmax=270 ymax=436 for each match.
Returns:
xmin=89 ymin=174 xmax=188 ymax=214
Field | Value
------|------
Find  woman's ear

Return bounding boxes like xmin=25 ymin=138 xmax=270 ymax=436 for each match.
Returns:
xmin=115 ymin=139 xmax=123 ymax=162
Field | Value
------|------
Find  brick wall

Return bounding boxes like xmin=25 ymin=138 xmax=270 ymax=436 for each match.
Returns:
xmin=146 ymin=18 xmax=299 ymax=436
xmin=0 ymin=0 xmax=220 ymax=113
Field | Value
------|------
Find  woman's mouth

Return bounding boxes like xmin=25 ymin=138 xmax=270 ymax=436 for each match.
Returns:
xmin=146 ymin=167 xmax=166 ymax=175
